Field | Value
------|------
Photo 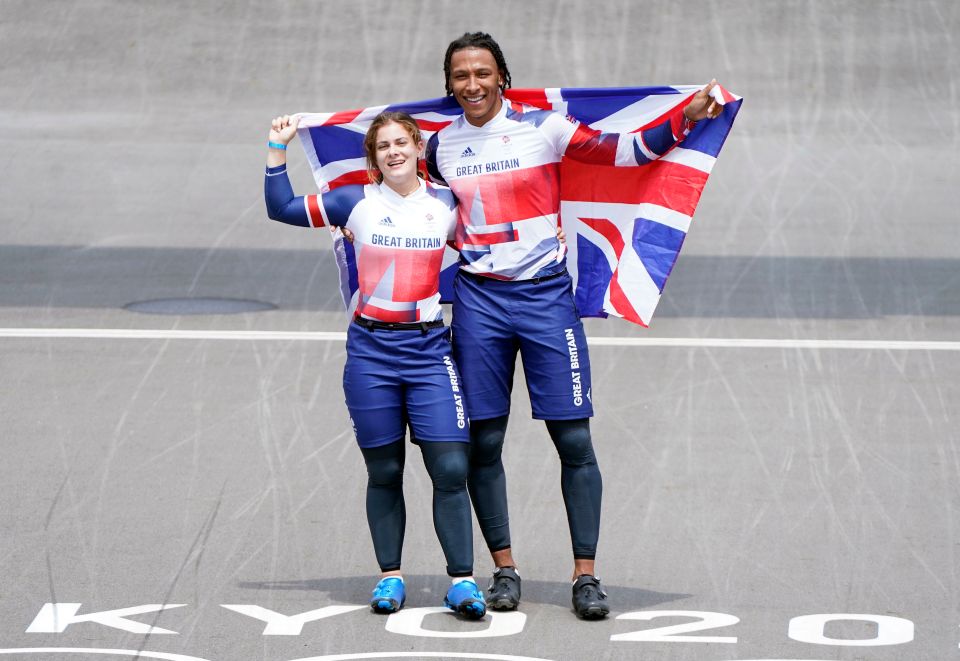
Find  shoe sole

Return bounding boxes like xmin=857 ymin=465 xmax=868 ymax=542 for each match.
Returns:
xmin=575 ymin=605 xmax=609 ymax=620
xmin=445 ymin=598 xmax=487 ymax=620
xmin=458 ymin=599 xmax=487 ymax=620
xmin=488 ymin=596 xmax=519 ymax=611
xmin=370 ymin=598 xmax=403 ymax=614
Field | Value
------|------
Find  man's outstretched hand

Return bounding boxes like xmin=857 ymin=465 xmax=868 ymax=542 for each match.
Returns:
xmin=684 ymin=79 xmax=724 ymax=122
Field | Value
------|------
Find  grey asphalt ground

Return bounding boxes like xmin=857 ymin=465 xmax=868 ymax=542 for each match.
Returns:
xmin=1 ymin=1 xmax=958 ymax=660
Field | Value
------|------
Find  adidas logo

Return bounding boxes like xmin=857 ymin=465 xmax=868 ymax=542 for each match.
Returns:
xmin=379 ymin=216 xmax=394 ymax=227
xmin=460 ymin=146 xmax=476 ymax=158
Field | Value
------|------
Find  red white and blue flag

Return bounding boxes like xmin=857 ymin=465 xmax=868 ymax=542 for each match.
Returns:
xmin=295 ymin=85 xmax=741 ymax=327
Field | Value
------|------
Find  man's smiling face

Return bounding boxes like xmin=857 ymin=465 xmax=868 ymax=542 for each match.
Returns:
xmin=448 ymin=47 xmax=504 ymax=127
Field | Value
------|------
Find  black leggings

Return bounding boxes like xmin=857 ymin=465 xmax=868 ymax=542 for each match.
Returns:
xmin=360 ymin=440 xmax=473 ymax=577
xmin=468 ymin=416 xmax=602 ymax=559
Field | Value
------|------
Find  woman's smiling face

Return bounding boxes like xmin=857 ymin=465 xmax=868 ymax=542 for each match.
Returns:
xmin=373 ymin=120 xmax=423 ymax=193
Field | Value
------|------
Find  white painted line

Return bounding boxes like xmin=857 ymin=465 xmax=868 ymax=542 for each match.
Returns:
xmin=0 ymin=648 xmax=212 ymax=661
xmin=586 ymin=337 xmax=960 ymax=351
xmin=0 ymin=328 xmax=347 ymax=341
xmin=288 ymin=653 xmax=555 ymax=661
xmin=0 ymin=328 xmax=958 ymax=351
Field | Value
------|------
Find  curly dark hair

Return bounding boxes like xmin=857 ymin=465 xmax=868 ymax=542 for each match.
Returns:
xmin=443 ymin=32 xmax=512 ymax=96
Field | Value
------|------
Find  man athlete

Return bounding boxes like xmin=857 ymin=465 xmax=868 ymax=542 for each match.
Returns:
xmin=425 ymin=31 xmax=722 ymax=619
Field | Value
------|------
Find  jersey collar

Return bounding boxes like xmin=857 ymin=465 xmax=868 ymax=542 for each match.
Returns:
xmin=457 ymin=97 xmax=508 ymax=131
xmin=377 ymin=177 xmax=425 ymax=202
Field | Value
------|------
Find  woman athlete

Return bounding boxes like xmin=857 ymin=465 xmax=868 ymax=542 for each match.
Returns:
xmin=263 ymin=111 xmax=486 ymax=619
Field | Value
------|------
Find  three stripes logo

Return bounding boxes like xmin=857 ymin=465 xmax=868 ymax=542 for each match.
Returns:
xmin=460 ymin=146 xmax=476 ymax=158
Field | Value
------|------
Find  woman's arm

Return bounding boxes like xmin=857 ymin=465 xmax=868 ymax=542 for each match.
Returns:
xmin=267 ymin=114 xmax=298 ymax=167
xmin=263 ymin=115 xmax=320 ymax=227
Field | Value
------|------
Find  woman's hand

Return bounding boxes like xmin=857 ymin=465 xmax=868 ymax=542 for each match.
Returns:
xmin=267 ymin=115 xmax=299 ymax=167
xmin=269 ymin=115 xmax=300 ymax=146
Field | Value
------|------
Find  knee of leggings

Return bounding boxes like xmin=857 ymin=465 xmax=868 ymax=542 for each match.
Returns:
xmin=426 ymin=448 xmax=469 ymax=493
xmin=469 ymin=416 xmax=508 ymax=466
xmin=546 ymin=419 xmax=597 ymax=467
xmin=365 ymin=457 xmax=404 ymax=489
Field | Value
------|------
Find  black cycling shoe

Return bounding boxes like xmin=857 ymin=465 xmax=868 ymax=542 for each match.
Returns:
xmin=571 ymin=574 xmax=609 ymax=619
xmin=486 ymin=566 xmax=521 ymax=611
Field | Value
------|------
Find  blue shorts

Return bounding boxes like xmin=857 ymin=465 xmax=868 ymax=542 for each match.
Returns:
xmin=451 ymin=271 xmax=594 ymax=421
xmin=343 ymin=323 xmax=469 ymax=448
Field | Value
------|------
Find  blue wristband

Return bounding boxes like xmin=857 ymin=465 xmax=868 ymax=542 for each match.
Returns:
xmin=268 ymin=141 xmax=288 ymax=151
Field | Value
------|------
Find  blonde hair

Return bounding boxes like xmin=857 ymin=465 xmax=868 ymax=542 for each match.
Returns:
xmin=363 ymin=111 xmax=424 ymax=184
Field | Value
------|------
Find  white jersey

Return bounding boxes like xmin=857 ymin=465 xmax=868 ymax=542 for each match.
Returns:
xmin=265 ymin=166 xmax=457 ymax=323
xmin=426 ymin=99 xmax=693 ymax=281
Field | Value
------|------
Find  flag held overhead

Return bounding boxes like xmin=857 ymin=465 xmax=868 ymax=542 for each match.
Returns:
xmin=294 ymin=85 xmax=741 ymax=327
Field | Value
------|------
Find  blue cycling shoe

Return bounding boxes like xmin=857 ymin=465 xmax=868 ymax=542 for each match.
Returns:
xmin=443 ymin=579 xmax=486 ymax=619
xmin=370 ymin=576 xmax=405 ymax=614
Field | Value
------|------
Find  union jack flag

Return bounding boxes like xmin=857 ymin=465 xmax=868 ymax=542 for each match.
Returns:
xmin=295 ymin=85 xmax=741 ymax=327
